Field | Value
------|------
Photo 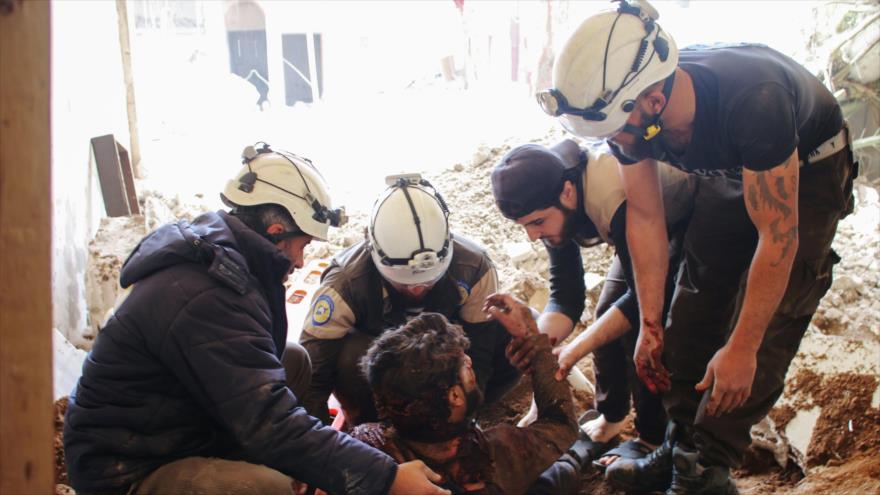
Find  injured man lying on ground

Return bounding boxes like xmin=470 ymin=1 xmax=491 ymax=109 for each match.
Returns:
xmin=350 ymin=295 xmax=606 ymax=495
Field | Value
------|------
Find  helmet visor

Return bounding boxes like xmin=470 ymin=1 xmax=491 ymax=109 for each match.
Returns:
xmin=536 ymin=89 xmax=563 ymax=117
xmin=538 ymin=88 xmax=627 ymax=139
xmin=558 ymin=113 xmax=625 ymax=140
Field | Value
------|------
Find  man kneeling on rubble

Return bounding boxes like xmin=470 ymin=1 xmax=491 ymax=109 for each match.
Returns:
xmin=63 ymin=144 xmax=448 ymax=495
xmin=300 ymin=174 xmax=519 ymax=427
xmin=352 ymin=296 xmax=600 ymax=495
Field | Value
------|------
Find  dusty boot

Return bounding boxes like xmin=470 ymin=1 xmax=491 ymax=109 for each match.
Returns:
xmin=666 ymin=445 xmax=739 ymax=495
xmin=605 ymin=421 xmax=676 ymax=492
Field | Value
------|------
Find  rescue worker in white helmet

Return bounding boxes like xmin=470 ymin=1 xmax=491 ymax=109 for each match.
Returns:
xmin=300 ymin=174 xmax=520 ymax=427
xmin=64 ymin=143 xmax=450 ymax=495
xmin=537 ymin=1 xmax=856 ymax=494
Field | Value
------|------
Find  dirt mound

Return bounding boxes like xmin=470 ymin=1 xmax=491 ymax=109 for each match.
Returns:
xmin=55 ymin=397 xmax=70 ymax=489
xmin=785 ymin=369 xmax=880 ymax=467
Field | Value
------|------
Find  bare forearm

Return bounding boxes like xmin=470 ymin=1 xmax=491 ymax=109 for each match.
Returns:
xmin=537 ymin=311 xmax=575 ymax=342
xmin=626 ymin=208 xmax=668 ymax=325
xmin=620 ymin=160 xmax=669 ymax=326
xmin=730 ymin=237 xmax=796 ymax=353
xmin=565 ymin=306 xmax=631 ymax=362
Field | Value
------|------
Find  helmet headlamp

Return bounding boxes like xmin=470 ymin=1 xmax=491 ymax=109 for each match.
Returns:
xmin=369 ymin=174 xmax=453 ymax=286
xmin=238 ymin=143 xmax=346 ymax=228
xmin=538 ymin=0 xmax=671 ymax=139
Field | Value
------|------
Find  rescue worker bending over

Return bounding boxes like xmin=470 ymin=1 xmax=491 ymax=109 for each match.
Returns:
xmin=491 ymin=139 xmax=701 ymax=471
xmin=537 ymin=1 xmax=856 ymax=492
xmin=300 ymin=174 xmax=520 ymax=425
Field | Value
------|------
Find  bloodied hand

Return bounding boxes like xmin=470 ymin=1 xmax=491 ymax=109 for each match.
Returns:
xmin=483 ymin=293 xmax=538 ymax=339
xmin=484 ymin=293 xmax=541 ymax=371
xmin=633 ymin=319 xmax=670 ymax=393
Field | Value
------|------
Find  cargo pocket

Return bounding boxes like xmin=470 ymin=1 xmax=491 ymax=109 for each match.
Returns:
xmin=776 ymin=249 xmax=841 ymax=318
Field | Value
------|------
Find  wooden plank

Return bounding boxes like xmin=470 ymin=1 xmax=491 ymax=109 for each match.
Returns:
xmin=0 ymin=0 xmax=54 ymax=493
xmin=116 ymin=0 xmax=142 ymax=178
xmin=116 ymin=142 xmax=139 ymax=215
xmin=91 ymin=134 xmax=131 ymax=217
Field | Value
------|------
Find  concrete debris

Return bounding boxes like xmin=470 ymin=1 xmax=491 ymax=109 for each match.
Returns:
xmin=143 ymin=195 xmax=175 ymax=232
xmin=831 ymin=274 xmax=863 ymax=294
xmin=85 ymin=215 xmax=146 ymax=342
xmin=471 ymin=147 xmax=491 ymax=168
xmin=55 ymin=484 xmax=75 ymax=495
xmin=53 ymin=328 xmax=86 ymax=400
xmin=750 ymin=416 xmax=792 ymax=469
xmin=527 ymin=287 xmax=550 ymax=313
xmin=506 ymin=241 xmax=536 ymax=266
xmin=583 ymin=272 xmax=604 ymax=293
xmin=785 ymin=406 xmax=823 ymax=470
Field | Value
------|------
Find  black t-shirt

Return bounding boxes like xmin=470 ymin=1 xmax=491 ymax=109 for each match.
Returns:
xmin=611 ymin=44 xmax=843 ymax=175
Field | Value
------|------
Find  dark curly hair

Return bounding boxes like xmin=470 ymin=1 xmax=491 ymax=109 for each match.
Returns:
xmin=361 ymin=313 xmax=471 ymax=441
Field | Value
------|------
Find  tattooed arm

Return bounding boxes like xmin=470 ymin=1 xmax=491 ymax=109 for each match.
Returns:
xmin=696 ymin=150 xmax=799 ymax=416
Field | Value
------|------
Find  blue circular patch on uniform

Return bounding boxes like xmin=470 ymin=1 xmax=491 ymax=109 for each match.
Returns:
xmin=312 ymin=294 xmax=334 ymax=326
xmin=456 ymin=280 xmax=471 ymax=306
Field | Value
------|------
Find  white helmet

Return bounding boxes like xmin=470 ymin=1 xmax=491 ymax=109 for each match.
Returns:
xmin=221 ymin=143 xmax=346 ymax=241
xmin=368 ymin=174 xmax=452 ymax=286
xmin=536 ymin=0 xmax=678 ymax=139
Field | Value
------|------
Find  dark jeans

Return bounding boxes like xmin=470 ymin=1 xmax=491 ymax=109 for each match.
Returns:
xmin=663 ymin=148 xmax=856 ymax=467
xmin=318 ymin=327 xmax=521 ymax=426
xmin=282 ymin=342 xmax=312 ymax=401
xmin=592 ymin=258 xmax=670 ymax=445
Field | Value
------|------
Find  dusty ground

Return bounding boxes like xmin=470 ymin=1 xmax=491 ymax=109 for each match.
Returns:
xmin=62 ymin=130 xmax=880 ymax=494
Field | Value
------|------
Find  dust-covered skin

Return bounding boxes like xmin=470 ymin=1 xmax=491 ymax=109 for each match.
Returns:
xmin=484 ymin=293 xmax=546 ymax=372
xmin=352 ymin=333 xmax=577 ymax=495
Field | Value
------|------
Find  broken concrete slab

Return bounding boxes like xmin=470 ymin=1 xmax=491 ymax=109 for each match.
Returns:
xmin=584 ymin=272 xmax=604 ymax=293
xmin=53 ymin=328 xmax=86 ymax=400
xmin=85 ymin=215 xmax=146 ymax=342
xmin=754 ymin=329 xmax=880 ymax=473
xmin=505 ymin=241 xmax=535 ymax=266
xmin=750 ymin=416 xmax=791 ymax=469
xmin=785 ymin=405 xmax=822 ymax=469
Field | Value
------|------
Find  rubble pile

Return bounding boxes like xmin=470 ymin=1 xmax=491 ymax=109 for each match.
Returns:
xmin=84 ymin=215 xmax=146 ymax=342
xmin=69 ymin=132 xmax=880 ymax=493
xmin=812 ymin=183 xmax=880 ymax=343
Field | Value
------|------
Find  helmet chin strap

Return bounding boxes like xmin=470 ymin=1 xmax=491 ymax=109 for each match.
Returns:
xmin=619 ymin=70 xmax=676 ymax=143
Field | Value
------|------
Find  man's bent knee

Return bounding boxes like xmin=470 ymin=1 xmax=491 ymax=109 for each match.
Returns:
xmin=132 ymin=457 xmax=295 ymax=495
xmin=282 ymin=342 xmax=312 ymax=399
